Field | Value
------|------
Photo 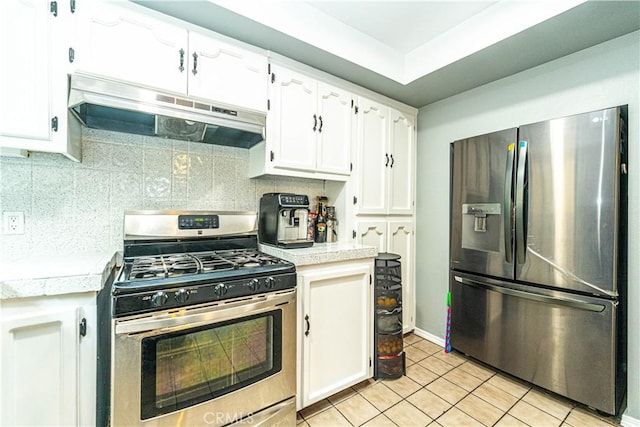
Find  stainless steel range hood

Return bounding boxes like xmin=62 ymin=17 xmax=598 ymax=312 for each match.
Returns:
xmin=68 ymin=73 xmax=265 ymax=148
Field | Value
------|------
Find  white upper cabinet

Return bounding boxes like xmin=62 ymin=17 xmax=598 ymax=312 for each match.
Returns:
xmin=76 ymin=1 xmax=188 ymax=93
xmin=356 ymin=97 xmax=415 ymax=215
xmin=356 ymin=99 xmax=389 ymax=214
xmin=250 ymin=64 xmax=353 ymax=179
xmin=188 ymin=32 xmax=268 ymax=112
xmin=75 ymin=1 xmax=268 ymax=111
xmin=1 ymin=0 xmax=51 ymax=141
xmin=315 ymin=82 xmax=353 ymax=175
xmin=268 ymin=66 xmax=318 ymax=171
xmin=0 ymin=0 xmax=80 ymax=160
xmin=388 ymin=109 xmax=415 ymax=214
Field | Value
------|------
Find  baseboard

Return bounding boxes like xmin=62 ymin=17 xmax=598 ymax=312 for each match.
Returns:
xmin=622 ymin=412 xmax=640 ymax=427
xmin=412 ymin=327 xmax=445 ymax=348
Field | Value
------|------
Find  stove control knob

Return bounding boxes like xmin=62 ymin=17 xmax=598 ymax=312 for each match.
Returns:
xmin=174 ymin=288 xmax=190 ymax=303
xmin=214 ymin=283 xmax=228 ymax=297
xmin=151 ymin=291 xmax=168 ymax=307
xmin=247 ymin=278 xmax=259 ymax=292
xmin=265 ymin=277 xmax=275 ymax=289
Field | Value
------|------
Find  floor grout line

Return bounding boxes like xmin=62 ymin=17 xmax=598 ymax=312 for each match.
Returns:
xmin=298 ymin=334 xmax=621 ymax=427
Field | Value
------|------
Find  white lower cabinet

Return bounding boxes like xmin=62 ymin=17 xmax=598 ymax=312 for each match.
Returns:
xmin=0 ymin=293 xmax=96 ymax=426
xmin=297 ymin=260 xmax=373 ymax=410
xmin=356 ymin=220 xmax=415 ymax=333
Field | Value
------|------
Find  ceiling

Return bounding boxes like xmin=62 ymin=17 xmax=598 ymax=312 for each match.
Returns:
xmin=305 ymin=1 xmax=498 ymax=54
xmin=133 ymin=0 xmax=640 ymax=108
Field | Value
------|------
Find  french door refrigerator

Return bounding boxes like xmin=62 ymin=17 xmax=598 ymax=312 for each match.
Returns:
xmin=449 ymin=106 xmax=627 ymax=415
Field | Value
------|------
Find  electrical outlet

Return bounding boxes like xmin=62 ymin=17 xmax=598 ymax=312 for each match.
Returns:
xmin=3 ymin=212 xmax=25 ymax=235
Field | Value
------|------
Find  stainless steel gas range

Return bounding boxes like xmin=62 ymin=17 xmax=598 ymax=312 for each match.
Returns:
xmin=97 ymin=210 xmax=297 ymax=427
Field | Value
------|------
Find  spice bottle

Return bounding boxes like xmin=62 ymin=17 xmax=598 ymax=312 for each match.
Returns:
xmin=326 ymin=206 xmax=337 ymax=242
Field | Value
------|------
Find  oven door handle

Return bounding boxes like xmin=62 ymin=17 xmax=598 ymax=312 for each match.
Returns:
xmin=115 ymin=289 xmax=295 ymax=335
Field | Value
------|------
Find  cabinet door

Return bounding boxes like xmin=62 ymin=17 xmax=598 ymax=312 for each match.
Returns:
xmin=387 ymin=220 xmax=415 ymax=332
xmin=268 ymin=66 xmax=317 ymax=171
xmin=0 ymin=0 xmax=79 ymax=160
xmin=0 ymin=0 xmax=51 ymax=141
xmin=357 ymin=98 xmax=389 ymax=214
xmin=76 ymin=1 xmax=187 ymax=93
xmin=356 ymin=221 xmax=388 ymax=252
xmin=1 ymin=306 xmax=79 ymax=426
xmin=300 ymin=263 xmax=372 ymax=407
xmin=188 ymin=32 xmax=268 ymax=112
xmin=316 ymin=83 xmax=353 ymax=175
xmin=389 ymin=109 xmax=415 ymax=214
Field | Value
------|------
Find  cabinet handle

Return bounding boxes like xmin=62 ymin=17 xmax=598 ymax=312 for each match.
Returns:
xmin=178 ymin=49 xmax=185 ymax=72
xmin=79 ymin=318 xmax=87 ymax=338
xmin=192 ymin=52 xmax=198 ymax=75
xmin=304 ymin=314 xmax=310 ymax=337
xmin=313 ymin=114 xmax=317 ymax=132
xmin=390 ymin=154 xmax=394 ymax=168
xmin=318 ymin=116 xmax=323 ymax=133
xmin=385 ymin=153 xmax=389 ymax=167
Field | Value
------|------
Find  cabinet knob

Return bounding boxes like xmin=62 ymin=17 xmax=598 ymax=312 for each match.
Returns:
xmin=313 ymin=114 xmax=317 ymax=132
xmin=318 ymin=116 xmax=323 ymax=133
xmin=385 ymin=153 xmax=390 ymax=167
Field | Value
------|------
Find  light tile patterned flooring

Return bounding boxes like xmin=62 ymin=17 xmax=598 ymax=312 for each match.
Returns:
xmin=296 ymin=333 xmax=621 ymax=427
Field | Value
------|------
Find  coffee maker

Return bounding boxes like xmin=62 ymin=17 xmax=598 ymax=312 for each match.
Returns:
xmin=259 ymin=193 xmax=314 ymax=248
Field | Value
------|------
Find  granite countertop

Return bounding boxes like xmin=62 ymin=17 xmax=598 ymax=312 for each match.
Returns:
xmin=259 ymin=242 xmax=378 ymax=266
xmin=0 ymin=252 xmax=122 ymax=299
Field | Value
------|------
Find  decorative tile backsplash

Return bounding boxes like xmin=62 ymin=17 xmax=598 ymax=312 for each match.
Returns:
xmin=0 ymin=128 xmax=325 ymax=259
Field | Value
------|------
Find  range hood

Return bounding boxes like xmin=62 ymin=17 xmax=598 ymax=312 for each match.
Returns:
xmin=68 ymin=73 xmax=265 ymax=148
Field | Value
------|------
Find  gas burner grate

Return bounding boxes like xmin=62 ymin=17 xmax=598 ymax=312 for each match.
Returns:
xmin=192 ymin=252 xmax=236 ymax=272
xmin=129 ymin=257 xmax=167 ymax=280
xmin=127 ymin=254 xmax=200 ymax=281
xmin=216 ymin=249 xmax=286 ymax=269
xmin=122 ymin=249 xmax=289 ymax=283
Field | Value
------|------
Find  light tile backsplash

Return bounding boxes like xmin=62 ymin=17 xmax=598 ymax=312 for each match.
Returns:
xmin=0 ymin=128 xmax=326 ymax=259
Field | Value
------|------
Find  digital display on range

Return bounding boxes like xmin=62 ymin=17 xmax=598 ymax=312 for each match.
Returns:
xmin=178 ymin=215 xmax=219 ymax=229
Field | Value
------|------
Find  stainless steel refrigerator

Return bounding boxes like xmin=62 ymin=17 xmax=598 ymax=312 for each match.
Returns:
xmin=449 ymin=106 xmax=627 ymax=415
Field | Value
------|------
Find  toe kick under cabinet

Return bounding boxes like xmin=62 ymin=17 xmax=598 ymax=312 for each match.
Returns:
xmin=296 ymin=259 xmax=374 ymax=410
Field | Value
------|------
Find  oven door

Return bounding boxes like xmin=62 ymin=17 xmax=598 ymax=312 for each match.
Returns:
xmin=111 ymin=289 xmax=296 ymax=427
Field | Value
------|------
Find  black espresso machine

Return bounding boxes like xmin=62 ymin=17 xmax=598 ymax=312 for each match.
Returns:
xmin=259 ymin=193 xmax=314 ymax=248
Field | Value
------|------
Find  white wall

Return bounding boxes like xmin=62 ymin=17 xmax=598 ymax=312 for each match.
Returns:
xmin=416 ymin=31 xmax=639 ymax=421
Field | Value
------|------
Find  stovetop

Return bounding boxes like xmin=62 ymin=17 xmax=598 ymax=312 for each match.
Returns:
xmin=123 ymin=248 xmax=291 ymax=282
xmin=111 ymin=210 xmax=297 ymax=317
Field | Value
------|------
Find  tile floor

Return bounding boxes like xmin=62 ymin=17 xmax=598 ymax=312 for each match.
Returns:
xmin=296 ymin=333 xmax=621 ymax=427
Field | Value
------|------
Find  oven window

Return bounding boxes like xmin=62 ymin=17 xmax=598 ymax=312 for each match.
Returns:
xmin=140 ymin=310 xmax=282 ymax=420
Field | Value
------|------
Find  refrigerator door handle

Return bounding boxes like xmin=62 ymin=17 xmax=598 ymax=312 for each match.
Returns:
xmin=504 ymin=143 xmax=516 ymax=263
xmin=515 ymin=141 xmax=528 ymax=264
xmin=454 ymin=275 xmax=606 ymax=312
